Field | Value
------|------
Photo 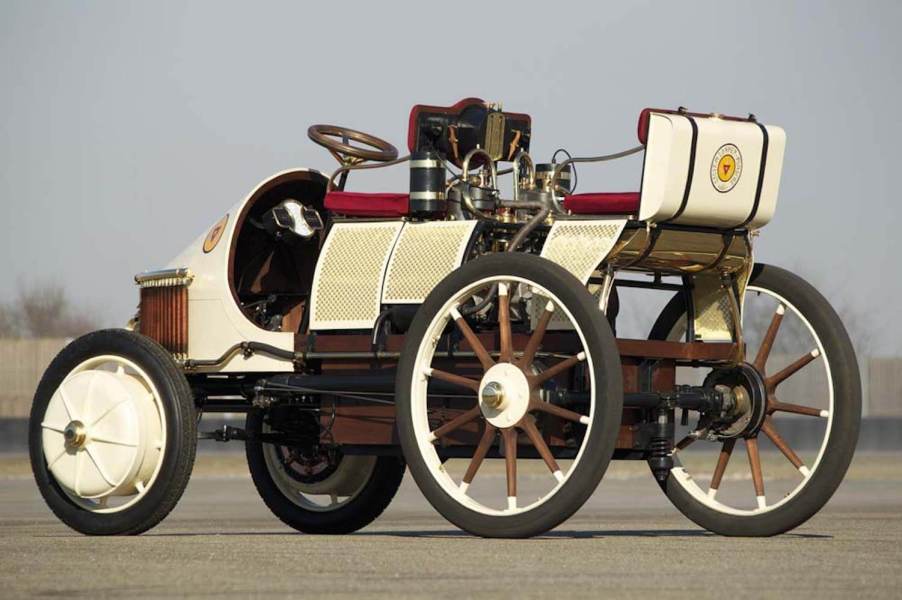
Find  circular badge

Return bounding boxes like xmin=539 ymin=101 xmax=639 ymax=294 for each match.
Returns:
xmin=710 ymin=144 xmax=742 ymax=193
xmin=203 ymin=214 xmax=229 ymax=253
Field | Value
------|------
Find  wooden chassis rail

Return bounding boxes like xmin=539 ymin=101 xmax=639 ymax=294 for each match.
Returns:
xmin=286 ymin=333 xmax=737 ymax=453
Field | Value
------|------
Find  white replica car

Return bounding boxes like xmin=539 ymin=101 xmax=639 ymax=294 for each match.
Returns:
xmin=30 ymin=99 xmax=859 ymax=538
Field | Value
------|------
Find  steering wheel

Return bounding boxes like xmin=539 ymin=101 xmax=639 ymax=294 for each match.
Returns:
xmin=307 ymin=124 xmax=399 ymax=164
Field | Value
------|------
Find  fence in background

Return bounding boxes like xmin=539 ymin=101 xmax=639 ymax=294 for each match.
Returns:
xmin=0 ymin=338 xmax=900 ymax=418
xmin=0 ymin=339 xmax=69 ymax=418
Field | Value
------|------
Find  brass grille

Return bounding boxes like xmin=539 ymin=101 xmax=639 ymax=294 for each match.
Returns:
xmin=135 ymin=269 xmax=193 ymax=358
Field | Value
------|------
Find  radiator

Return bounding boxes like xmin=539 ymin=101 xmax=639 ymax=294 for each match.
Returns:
xmin=134 ymin=268 xmax=193 ymax=359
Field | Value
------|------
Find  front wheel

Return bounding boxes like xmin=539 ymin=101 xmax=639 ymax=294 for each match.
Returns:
xmin=650 ymin=264 xmax=861 ymax=536
xmin=396 ymin=254 xmax=623 ymax=538
xmin=29 ymin=329 xmax=197 ymax=535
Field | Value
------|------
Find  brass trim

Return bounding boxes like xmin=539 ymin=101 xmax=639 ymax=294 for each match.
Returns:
xmin=606 ymin=228 xmax=751 ymax=275
xmin=134 ymin=268 xmax=194 ymax=287
xmin=484 ymin=112 xmax=506 ymax=161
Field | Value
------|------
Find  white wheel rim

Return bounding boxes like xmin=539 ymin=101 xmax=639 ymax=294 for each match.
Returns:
xmin=41 ymin=355 xmax=167 ymax=513
xmin=668 ymin=286 xmax=835 ymax=516
xmin=409 ymin=274 xmax=597 ymax=516
xmin=261 ymin=422 xmax=375 ymax=512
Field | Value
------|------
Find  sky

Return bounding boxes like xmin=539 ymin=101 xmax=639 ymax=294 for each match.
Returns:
xmin=1 ymin=1 xmax=900 ymax=355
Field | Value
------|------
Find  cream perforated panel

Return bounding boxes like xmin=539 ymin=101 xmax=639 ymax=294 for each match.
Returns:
xmin=533 ymin=219 xmax=626 ymax=330
xmin=382 ymin=221 xmax=477 ymax=304
xmin=539 ymin=219 xmax=627 ymax=285
xmin=309 ymin=221 xmax=404 ymax=330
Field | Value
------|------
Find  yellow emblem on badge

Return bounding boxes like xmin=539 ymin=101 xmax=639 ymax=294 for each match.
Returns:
xmin=710 ymin=144 xmax=742 ymax=193
xmin=717 ymin=154 xmax=736 ymax=182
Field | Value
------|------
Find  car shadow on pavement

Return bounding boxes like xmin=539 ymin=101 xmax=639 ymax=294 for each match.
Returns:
xmin=121 ymin=529 xmax=831 ymax=540
xmin=355 ymin=529 xmax=831 ymax=540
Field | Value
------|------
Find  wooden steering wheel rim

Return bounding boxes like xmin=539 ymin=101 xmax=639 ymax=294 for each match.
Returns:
xmin=307 ymin=124 xmax=399 ymax=163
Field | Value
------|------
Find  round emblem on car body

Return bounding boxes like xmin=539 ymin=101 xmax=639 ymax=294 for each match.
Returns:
xmin=203 ymin=213 xmax=229 ymax=253
xmin=710 ymin=144 xmax=742 ymax=193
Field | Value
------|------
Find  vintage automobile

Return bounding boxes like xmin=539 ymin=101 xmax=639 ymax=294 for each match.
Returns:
xmin=29 ymin=99 xmax=860 ymax=538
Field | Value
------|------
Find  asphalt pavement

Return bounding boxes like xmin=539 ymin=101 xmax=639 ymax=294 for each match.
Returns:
xmin=1 ymin=452 xmax=900 ymax=599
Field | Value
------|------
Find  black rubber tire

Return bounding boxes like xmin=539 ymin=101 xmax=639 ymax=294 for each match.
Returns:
xmin=29 ymin=329 xmax=197 ymax=535
xmin=649 ymin=263 xmax=861 ymax=536
xmin=396 ymin=253 xmax=624 ymax=538
xmin=245 ymin=410 xmax=405 ymax=534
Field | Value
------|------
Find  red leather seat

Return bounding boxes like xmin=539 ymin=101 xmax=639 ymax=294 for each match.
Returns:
xmin=563 ymin=192 xmax=640 ymax=215
xmin=324 ymin=191 xmax=410 ymax=217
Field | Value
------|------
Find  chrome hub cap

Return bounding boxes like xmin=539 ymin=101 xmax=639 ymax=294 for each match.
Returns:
xmin=478 ymin=363 xmax=530 ymax=429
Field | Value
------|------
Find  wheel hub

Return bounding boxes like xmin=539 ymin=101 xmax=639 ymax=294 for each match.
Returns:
xmin=705 ymin=363 xmax=767 ymax=439
xmin=480 ymin=382 xmax=506 ymax=409
xmin=479 ymin=363 xmax=530 ymax=428
xmin=41 ymin=368 xmax=161 ymax=499
xmin=63 ymin=420 xmax=87 ymax=449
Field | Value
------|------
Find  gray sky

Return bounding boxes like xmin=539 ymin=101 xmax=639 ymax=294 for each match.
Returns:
xmin=1 ymin=1 xmax=900 ymax=354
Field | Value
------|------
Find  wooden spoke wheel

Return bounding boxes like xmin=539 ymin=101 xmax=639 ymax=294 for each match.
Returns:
xmin=650 ymin=264 xmax=860 ymax=536
xmin=396 ymin=254 xmax=623 ymax=538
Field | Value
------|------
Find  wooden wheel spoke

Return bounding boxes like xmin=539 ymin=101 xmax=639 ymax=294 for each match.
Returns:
xmin=770 ymin=400 xmax=827 ymax=418
xmin=461 ymin=423 xmax=496 ymax=491
xmin=530 ymin=400 xmax=590 ymax=425
xmin=502 ymin=428 xmax=518 ymax=509
xmin=754 ymin=305 xmax=785 ymax=370
xmin=450 ymin=306 xmax=494 ymax=370
xmin=674 ymin=436 xmax=696 ymax=452
xmin=746 ymin=437 xmax=766 ymax=508
xmin=518 ymin=301 xmax=554 ymax=369
xmin=498 ymin=283 xmax=513 ymax=363
xmin=709 ymin=438 xmax=736 ymax=498
xmin=429 ymin=406 xmax=482 ymax=442
xmin=519 ymin=418 xmax=563 ymax=482
xmin=426 ymin=368 xmax=480 ymax=393
xmin=529 ymin=352 xmax=586 ymax=388
xmin=761 ymin=418 xmax=808 ymax=474
xmin=767 ymin=349 xmax=821 ymax=388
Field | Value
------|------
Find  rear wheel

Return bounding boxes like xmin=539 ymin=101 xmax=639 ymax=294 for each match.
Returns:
xmin=396 ymin=254 xmax=623 ymax=538
xmin=245 ymin=410 xmax=405 ymax=534
xmin=29 ymin=329 xmax=197 ymax=535
xmin=650 ymin=264 xmax=860 ymax=536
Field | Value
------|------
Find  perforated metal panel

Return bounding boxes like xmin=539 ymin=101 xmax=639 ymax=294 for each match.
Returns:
xmin=382 ymin=221 xmax=477 ymax=304
xmin=532 ymin=218 xmax=626 ymax=330
xmin=692 ymin=273 xmax=736 ymax=341
xmin=309 ymin=221 xmax=404 ymax=330
xmin=539 ymin=219 xmax=627 ymax=284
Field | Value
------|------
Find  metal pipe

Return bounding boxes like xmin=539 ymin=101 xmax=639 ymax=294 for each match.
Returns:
xmin=511 ymin=150 xmax=536 ymax=204
xmin=507 ymin=206 xmax=550 ymax=252
xmin=548 ymin=145 xmax=645 ymax=213
xmin=459 ymin=148 xmax=499 ymax=220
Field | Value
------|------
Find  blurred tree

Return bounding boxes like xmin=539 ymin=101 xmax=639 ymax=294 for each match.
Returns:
xmin=0 ymin=282 xmax=99 ymax=338
xmin=0 ymin=303 xmax=21 ymax=337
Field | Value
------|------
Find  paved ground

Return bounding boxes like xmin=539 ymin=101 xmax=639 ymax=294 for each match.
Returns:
xmin=1 ymin=451 xmax=900 ymax=599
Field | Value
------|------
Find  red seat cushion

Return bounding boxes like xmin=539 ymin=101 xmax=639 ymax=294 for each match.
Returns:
xmin=324 ymin=191 xmax=409 ymax=217
xmin=563 ymin=192 xmax=640 ymax=215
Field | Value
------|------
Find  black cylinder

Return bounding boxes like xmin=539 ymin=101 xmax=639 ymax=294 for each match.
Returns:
xmin=409 ymin=151 xmax=447 ymax=215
